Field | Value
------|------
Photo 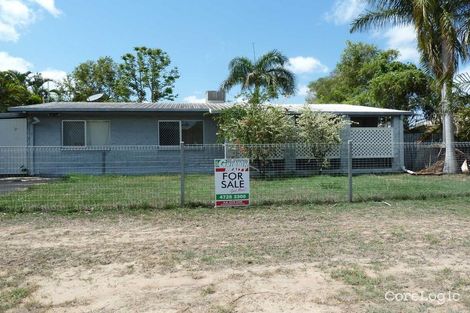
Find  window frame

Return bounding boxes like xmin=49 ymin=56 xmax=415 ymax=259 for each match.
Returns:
xmin=158 ymin=120 xmax=204 ymax=146
xmin=62 ymin=120 xmax=86 ymax=147
xmin=61 ymin=120 xmax=111 ymax=147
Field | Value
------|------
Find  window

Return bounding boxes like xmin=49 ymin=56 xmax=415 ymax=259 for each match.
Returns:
xmin=62 ymin=121 xmax=85 ymax=146
xmin=87 ymin=121 xmax=110 ymax=146
xmin=182 ymin=121 xmax=203 ymax=144
xmin=158 ymin=120 xmax=203 ymax=146
xmin=62 ymin=120 xmax=110 ymax=146
xmin=159 ymin=121 xmax=180 ymax=146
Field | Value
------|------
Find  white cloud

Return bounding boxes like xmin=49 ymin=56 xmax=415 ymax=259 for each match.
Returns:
xmin=0 ymin=0 xmax=61 ymax=42
xmin=326 ymin=1 xmax=419 ymax=63
xmin=0 ymin=0 xmax=34 ymax=41
xmin=326 ymin=0 xmax=366 ymax=25
xmin=0 ymin=0 xmax=32 ymax=25
xmin=298 ymin=85 xmax=310 ymax=97
xmin=183 ymin=95 xmax=206 ymax=103
xmin=32 ymin=0 xmax=61 ymax=17
xmin=0 ymin=21 xmax=19 ymax=41
xmin=40 ymin=68 xmax=66 ymax=81
xmin=0 ymin=51 xmax=32 ymax=71
xmin=287 ymin=56 xmax=328 ymax=74
xmin=382 ymin=25 xmax=420 ymax=63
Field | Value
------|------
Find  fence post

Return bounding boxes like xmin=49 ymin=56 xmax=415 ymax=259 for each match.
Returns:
xmin=180 ymin=141 xmax=185 ymax=207
xmin=224 ymin=140 xmax=228 ymax=159
xmin=348 ymin=140 xmax=353 ymax=202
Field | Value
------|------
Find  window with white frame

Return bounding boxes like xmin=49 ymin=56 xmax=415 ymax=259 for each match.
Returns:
xmin=62 ymin=120 xmax=110 ymax=146
xmin=158 ymin=120 xmax=203 ymax=145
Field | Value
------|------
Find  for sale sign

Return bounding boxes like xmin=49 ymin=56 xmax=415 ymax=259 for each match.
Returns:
xmin=214 ymin=159 xmax=250 ymax=207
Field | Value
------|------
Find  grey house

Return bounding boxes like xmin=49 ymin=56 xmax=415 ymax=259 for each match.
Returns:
xmin=4 ymin=93 xmax=411 ymax=175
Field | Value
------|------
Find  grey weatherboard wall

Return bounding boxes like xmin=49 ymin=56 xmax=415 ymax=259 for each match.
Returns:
xmin=27 ymin=112 xmax=221 ymax=175
xmin=6 ymin=102 xmax=409 ymax=176
xmin=31 ymin=112 xmax=218 ymax=146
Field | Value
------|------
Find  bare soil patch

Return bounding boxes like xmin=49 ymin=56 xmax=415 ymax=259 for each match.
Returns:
xmin=1 ymin=200 xmax=470 ymax=312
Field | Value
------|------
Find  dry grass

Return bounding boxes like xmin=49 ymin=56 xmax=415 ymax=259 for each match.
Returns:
xmin=1 ymin=198 xmax=470 ymax=312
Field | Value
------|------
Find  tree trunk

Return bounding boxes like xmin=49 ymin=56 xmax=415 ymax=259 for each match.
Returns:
xmin=441 ymin=82 xmax=458 ymax=173
xmin=440 ymin=40 xmax=458 ymax=174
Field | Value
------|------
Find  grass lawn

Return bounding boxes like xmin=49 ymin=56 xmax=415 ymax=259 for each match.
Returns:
xmin=1 ymin=198 xmax=469 ymax=312
xmin=0 ymin=174 xmax=469 ymax=212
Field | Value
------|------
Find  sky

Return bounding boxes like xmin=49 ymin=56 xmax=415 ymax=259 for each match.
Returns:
xmin=1 ymin=0 xmax=462 ymax=104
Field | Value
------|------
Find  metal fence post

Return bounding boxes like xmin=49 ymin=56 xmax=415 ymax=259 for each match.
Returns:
xmin=224 ymin=140 xmax=228 ymax=159
xmin=180 ymin=141 xmax=185 ymax=207
xmin=348 ymin=140 xmax=353 ymax=202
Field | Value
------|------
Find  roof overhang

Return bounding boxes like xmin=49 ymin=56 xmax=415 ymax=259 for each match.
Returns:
xmin=8 ymin=102 xmax=412 ymax=116
xmin=0 ymin=112 xmax=26 ymax=119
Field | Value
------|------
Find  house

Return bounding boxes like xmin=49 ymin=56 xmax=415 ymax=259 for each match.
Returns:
xmin=2 ymin=91 xmax=411 ymax=175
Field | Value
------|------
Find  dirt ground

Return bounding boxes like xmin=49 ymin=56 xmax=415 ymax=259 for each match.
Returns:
xmin=1 ymin=200 xmax=470 ymax=312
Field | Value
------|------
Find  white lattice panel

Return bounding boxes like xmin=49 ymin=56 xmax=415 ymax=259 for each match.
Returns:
xmin=350 ymin=128 xmax=393 ymax=158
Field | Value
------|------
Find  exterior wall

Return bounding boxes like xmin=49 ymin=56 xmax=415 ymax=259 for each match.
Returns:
xmin=17 ymin=111 xmax=406 ymax=176
xmin=31 ymin=112 xmax=218 ymax=146
xmin=392 ymin=115 xmax=405 ymax=170
xmin=25 ymin=112 xmax=220 ymax=175
xmin=0 ymin=118 xmax=27 ymax=174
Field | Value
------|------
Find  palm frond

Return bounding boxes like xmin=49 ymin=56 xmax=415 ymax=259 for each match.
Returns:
xmin=220 ymin=57 xmax=253 ymax=92
xmin=350 ymin=8 xmax=411 ymax=33
xmin=255 ymin=50 xmax=288 ymax=72
xmin=221 ymin=50 xmax=295 ymax=101
xmin=266 ymin=67 xmax=296 ymax=96
xmin=455 ymin=72 xmax=470 ymax=93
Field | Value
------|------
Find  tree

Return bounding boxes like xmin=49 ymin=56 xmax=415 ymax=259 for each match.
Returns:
xmin=63 ymin=57 xmax=130 ymax=102
xmin=297 ymin=107 xmax=349 ymax=166
xmin=26 ymin=73 xmax=59 ymax=102
xmin=215 ymin=103 xmax=296 ymax=144
xmin=0 ymin=71 xmax=48 ymax=112
xmin=351 ymin=1 xmax=470 ymax=173
xmin=221 ymin=50 xmax=295 ymax=104
xmin=215 ymin=102 xmax=296 ymax=175
xmin=454 ymin=72 xmax=470 ymax=141
xmin=215 ymin=103 xmax=348 ymax=174
xmin=120 ymin=47 xmax=180 ymax=102
xmin=307 ymin=42 xmax=438 ymax=123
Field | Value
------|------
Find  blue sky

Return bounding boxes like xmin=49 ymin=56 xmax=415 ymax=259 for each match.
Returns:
xmin=0 ymin=0 xmax=433 ymax=103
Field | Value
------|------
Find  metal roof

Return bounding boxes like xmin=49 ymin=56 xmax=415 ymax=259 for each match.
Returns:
xmin=8 ymin=102 xmax=230 ymax=113
xmin=0 ymin=113 xmax=25 ymax=119
xmin=8 ymin=102 xmax=411 ymax=116
xmin=284 ymin=104 xmax=411 ymax=115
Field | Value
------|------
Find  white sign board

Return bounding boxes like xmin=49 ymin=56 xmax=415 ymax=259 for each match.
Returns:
xmin=214 ymin=159 xmax=250 ymax=207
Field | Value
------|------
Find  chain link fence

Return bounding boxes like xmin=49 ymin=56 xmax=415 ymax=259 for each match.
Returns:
xmin=0 ymin=142 xmax=469 ymax=212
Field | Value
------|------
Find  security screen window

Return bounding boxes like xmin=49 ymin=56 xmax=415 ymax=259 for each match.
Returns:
xmin=182 ymin=120 xmax=203 ymax=144
xmin=159 ymin=120 xmax=204 ymax=145
xmin=159 ymin=121 xmax=181 ymax=146
xmin=62 ymin=120 xmax=110 ymax=146
xmin=62 ymin=121 xmax=86 ymax=146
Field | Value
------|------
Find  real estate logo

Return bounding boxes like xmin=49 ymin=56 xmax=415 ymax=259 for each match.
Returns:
xmin=214 ymin=158 xmax=250 ymax=207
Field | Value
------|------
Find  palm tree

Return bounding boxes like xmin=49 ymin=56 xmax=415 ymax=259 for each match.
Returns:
xmin=351 ymin=0 xmax=470 ymax=173
xmin=221 ymin=50 xmax=296 ymax=104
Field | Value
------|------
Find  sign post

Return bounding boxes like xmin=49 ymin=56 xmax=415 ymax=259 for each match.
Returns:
xmin=214 ymin=159 xmax=250 ymax=207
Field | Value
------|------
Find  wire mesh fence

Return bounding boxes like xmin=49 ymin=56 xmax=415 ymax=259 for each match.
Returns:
xmin=0 ymin=142 xmax=469 ymax=212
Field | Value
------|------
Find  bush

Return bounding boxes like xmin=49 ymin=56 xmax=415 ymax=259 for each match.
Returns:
xmin=215 ymin=103 xmax=349 ymax=172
